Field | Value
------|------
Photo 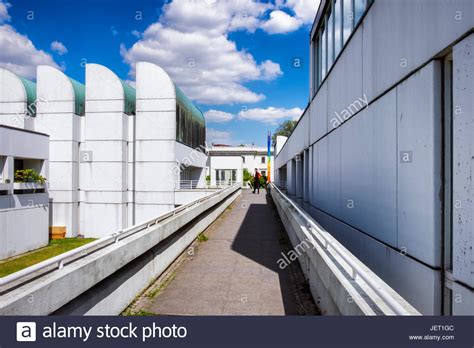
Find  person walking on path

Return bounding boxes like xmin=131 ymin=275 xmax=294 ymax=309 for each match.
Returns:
xmin=253 ymin=168 xmax=261 ymax=194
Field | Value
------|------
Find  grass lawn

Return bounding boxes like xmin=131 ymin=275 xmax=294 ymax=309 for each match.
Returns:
xmin=0 ymin=238 xmax=96 ymax=278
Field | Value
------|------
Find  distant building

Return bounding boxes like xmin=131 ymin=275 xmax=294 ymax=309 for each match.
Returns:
xmin=274 ymin=0 xmax=474 ymax=315
xmin=207 ymin=145 xmax=274 ymax=187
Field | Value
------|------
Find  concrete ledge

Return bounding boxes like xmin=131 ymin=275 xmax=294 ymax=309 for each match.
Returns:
xmin=56 ymin=189 xmax=241 ymax=315
xmin=271 ymin=188 xmax=419 ymax=316
xmin=0 ymin=203 xmax=49 ymax=260
xmin=0 ymin=185 xmax=241 ymax=315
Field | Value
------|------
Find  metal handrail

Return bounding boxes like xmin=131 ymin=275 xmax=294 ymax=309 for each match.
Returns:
xmin=270 ymin=183 xmax=410 ymax=315
xmin=0 ymin=182 xmax=241 ymax=288
xmin=178 ymin=180 xmax=199 ymax=189
xmin=212 ymin=180 xmax=237 ymax=188
xmin=273 ymin=181 xmax=287 ymax=190
xmin=178 ymin=180 xmax=238 ymax=189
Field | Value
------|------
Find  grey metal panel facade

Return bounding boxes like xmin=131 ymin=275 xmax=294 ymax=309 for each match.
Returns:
xmin=273 ymin=0 xmax=474 ymax=314
xmin=327 ymin=29 xmax=364 ymax=132
xmin=396 ymin=61 xmax=443 ymax=268
xmin=362 ymin=0 xmax=474 ymax=102
xmin=452 ymin=34 xmax=474 ymax=289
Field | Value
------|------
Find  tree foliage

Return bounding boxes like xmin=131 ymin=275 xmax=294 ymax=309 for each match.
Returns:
xmin=272 ymin=120 xmax=297 ymax=145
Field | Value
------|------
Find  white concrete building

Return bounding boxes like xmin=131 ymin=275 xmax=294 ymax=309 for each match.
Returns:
xmin=35 ymin=65 xmax=84 ymax=237
xmin=82 ymin=64 xmax=135 ymax=236
xmin=0 ymin=69 xmax=36 ymax=130
xmin=0 ymin=62 xmax=208 ymax=239
xmin=207 ymin=145 xmax=274 ymax=187
xmin=0 ymin=125 xmax=49 ymax=259
xmin=273 ymin=0 xmax=474 ymax=315
xmin=135 ymin=62 xmax=207 ymax=221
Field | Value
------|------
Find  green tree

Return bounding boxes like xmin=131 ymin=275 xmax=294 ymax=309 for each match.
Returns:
xmin=243 ymin=168 xmax=252 ymax=185
xmin=272 ymin=120 xmax=297 ymax=145
xmin=259 ymin=175 xmax=267 ymax=188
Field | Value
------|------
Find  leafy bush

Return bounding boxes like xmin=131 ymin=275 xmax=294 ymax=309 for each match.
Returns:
xmin=247 ymin=173 xmax=268 ymax=189
xmin=259 ymin=175 xmax=268 ymax=188
xmin=14 ymin=169 xmax=47 ymax=184
xmin=243 ymin=169 xmax=252 ymax=186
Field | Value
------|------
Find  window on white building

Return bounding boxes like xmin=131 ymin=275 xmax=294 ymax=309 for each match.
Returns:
xmin=327 ymin=3 xmax=334 ymax=68
xmin=312 ymin=0 xmax=372 ymax=95
xmin=343 ymin=0 xmax=353 ymax=43
xmin=216 ymin=169 xmax=237 ymax=183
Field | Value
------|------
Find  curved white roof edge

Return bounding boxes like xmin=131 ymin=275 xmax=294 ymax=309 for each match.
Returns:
xmin=85 ymin=63 xmax=125 ymax=101
xmin=37 ymin=65 xmax=74 ymax=102
xmin=136 ymin=61 xmax=176 ymax=100
xmin=0 ymin=68 xmax=27 ymax=103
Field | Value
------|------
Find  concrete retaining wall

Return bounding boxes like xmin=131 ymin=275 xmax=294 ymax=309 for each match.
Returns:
xmin=271 ymin=187 xmax=419 ymax=316
xmin=56 ymin=188 xmax=240 ymax=315
xmin=0 ymin=185 xmax=240 ymax=315
xmin=0 ymin=198 xmax=49 ymax=259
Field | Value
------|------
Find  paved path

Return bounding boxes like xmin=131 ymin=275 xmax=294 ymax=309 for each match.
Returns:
xmin=131 ymin=189 xmax=318 ymax=315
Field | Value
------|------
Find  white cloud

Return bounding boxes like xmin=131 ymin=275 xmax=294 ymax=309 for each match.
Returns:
xmin=285 ymin=0 xmax=321 ymax=24
xmin=0 ymin=24 xmax=60 ymax=79
xmin=259 ymin=59 xmax=282 ymax=80
xmin=50 ymin=40 xmax=68 ymax=55
xmin=261 ymin=10 xmax=302 ymax=34
xmin=162 ymin=0 xmax=271 ymax=35
xmin=204 ymin=109 xmax=234 ymax=123
xmin=0 ymin=1 xmax=11 ymax=24
xmin=238 ymin=106 xmax=303 ymax=124
xmin=121 ymin=0 xmax=281 ymax=105
xmin=131 ymin=30 xmax=141 ymax=38
xmin=206 ymin=128 xmax=233 ymax=145
xmin=260 ymin=0 xmax=320 ymax=34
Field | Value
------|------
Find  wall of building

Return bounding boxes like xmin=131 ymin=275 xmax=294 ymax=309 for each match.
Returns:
xmin=82 ymin=64 xmax=131 ymax=237
xmin=35 ymin=66 xmax=82 ymax=237
xmin=0 ymin=126 xmax=49 ymax=259
xmin=0 ymin=194 xmax=49 ymax=259
xmin=452 ymin=33 xmax=474 ymax=314
xmin=209 ymin=155 xmax=242 ymax=187
xmin=135 ymin=62 xmax=207 ymax=221
xmin=274 ymin=0 xmax=474 ymax=314
xmin=0 ymin=70 xmax=35 ymax=130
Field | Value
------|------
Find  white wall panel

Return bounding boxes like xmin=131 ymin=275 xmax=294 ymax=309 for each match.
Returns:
xmin=397 ymin=62 xmax=442 ymax=268
xmin=363 ymin=0 xmax=474 ymax=102
xmin=327 ymin=29 xmax=364 ymax=132
xmin=309 ymin=83 xmax=328 ymax=144
xmin=135 ymin=111 xmax=176 ymax=140
xmin=452 ymin=34 xmax=474 ymax=288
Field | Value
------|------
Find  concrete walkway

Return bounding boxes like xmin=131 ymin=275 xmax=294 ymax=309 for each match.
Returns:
xmin=131 ymin=189 xmax=318 ymax=315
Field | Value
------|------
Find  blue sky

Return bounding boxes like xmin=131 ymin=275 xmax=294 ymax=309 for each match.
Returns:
xmin=0 ymin=0 xmax=319 ymax=146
